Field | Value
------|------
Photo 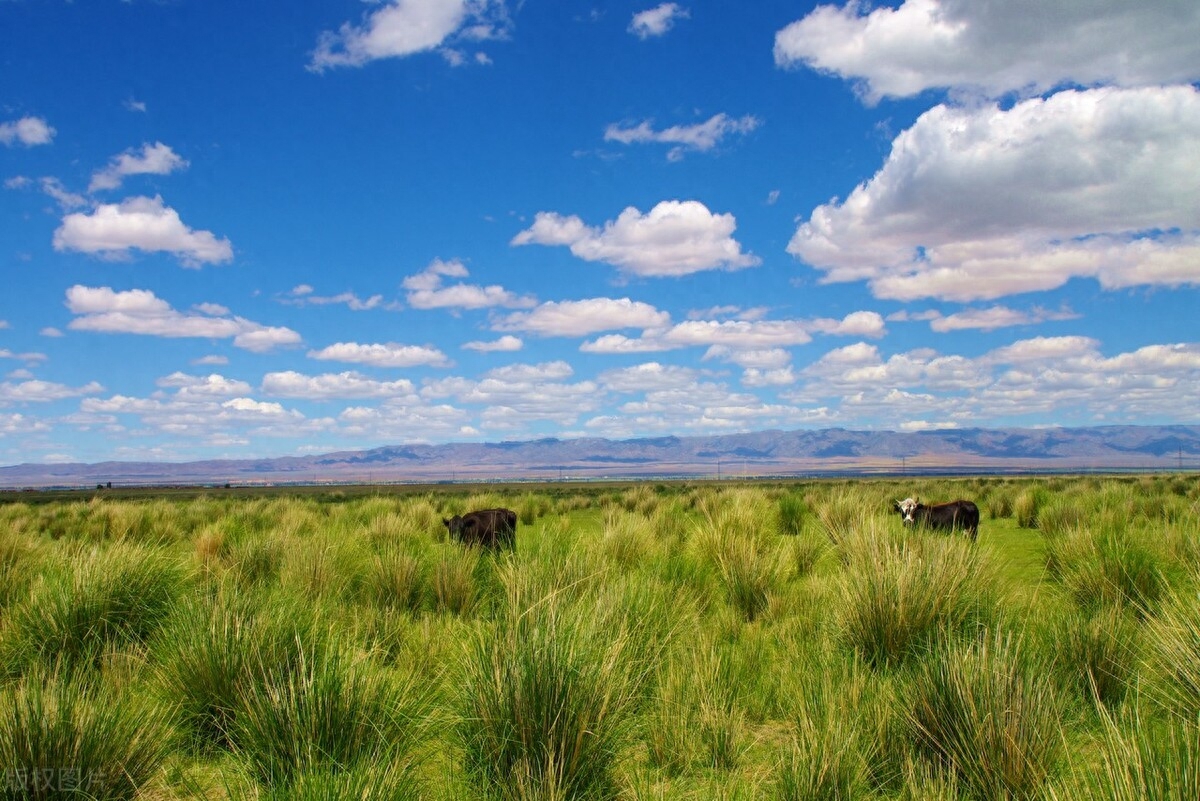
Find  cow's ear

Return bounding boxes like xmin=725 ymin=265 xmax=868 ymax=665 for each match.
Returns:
xmin=442 ymin=518 xmax=450 ymax=527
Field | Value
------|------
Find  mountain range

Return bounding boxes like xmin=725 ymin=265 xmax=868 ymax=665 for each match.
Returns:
xmin=2 ymin=425 xmax=1198 ymax=489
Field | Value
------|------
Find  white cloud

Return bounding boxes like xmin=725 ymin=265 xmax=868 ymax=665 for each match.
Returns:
xmin=422 ymin=361 xmax=600 ymax=429
xmin=604 ymin=113 xmax=759 ymax=160
xmin=580 ymin=311 xmax=882 ymax=353
xmin=921 ymin=305 xmax=1080 ymax=332
xmin=65 ymin=285 xmax=301 ymax=352
xmin=53 ymin=195 xmax=234 ymax=266
xmin=156 ymin=372 xmax=253 ymax=397
xmin=598 ymin=362 xmax=706 ymax=393
xmin=40 ymin=178 xmax=87 ymax=210
xmin=402 ymin=258 xmax=535 ymax=310
xmin=262 ymin=370 xmax=418 ymax=400
xmin=789 ymin=86 xmax=1200 ymax=301
xmin=495 ymin=297 xmax=670 ymax=337
xmin=192 ymin=355 xmax=229 ymax=366
xmin=0 ymin=379 xmax=104 ymax=404
xmin=512 ymin=200 xmax=759 ymax=277
xmin=89 ymin=142 xmax=188 ymax=192
xmin=703 ymin=346 xmax=791 ymax=370
xmin=0 ymin=116 xmax=55 ymax=147
xmin=774 ymin=0 xmax=1200 ymax=103
xmin=307 ymin=341 xmax=451 ymax=368
xmin=279 ymin=285 xmax=384 ymax=311
xmin=463 ymin=335 xmax=523 ymax=353
xmin=788 ymin=335 xmax=1200 ymax=426
xmin=0 ymin=413 xmax=51 ymax=436
xmin=310 ymin=0 xmax=511 ymax=71
xmin=0 ymin=349 xmax=45 ymax=365
xmin=629 ymin=3 xmax=689 ymax=39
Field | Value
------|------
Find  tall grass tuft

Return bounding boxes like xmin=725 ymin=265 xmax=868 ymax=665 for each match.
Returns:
xmin=0 ymin=666 xmax=177 ymax=801
xmin=432 ymin=546 xmax=480 ymax=616
xmin=1046 ymin=526 xmax=1169 ymax=618
xmin=2 ymin=544 xmax=184 ymax=675
xmin=906 ymin=633 xmax=1065 ymax=801
xmin=694 ymin=492 xmax=784 ymax=621
xmin=1062 ymin=708 xmax=1200 ymax=800
xmin=814 ymin=488 xmax=875 ymax=551
xmin=1014 ymin=485 xmax=1048 ymax=529
xmin=456 ymin=565 xmax=667 ymax=800
xmin=1142 ymin=588 xmax=1200 ymax=721
xmin=229 ymin=642 xmax=431 ymax=792
xmin=152 ymin=588 xmax=262 ymax=751
xmin=838 ymin=529 xmax=993 ymax=669
xmin=1057 ymin=605 xmax=1139 ymax=709
xmin=777 ymin=492 xmax=808 ymax=537
xmin=776 ymin=655 xmax=874 ymax=800
xmin=366 ymin=545 xmax=429 ymax=614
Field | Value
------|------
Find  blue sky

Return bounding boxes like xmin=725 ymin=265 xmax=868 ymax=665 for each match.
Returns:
xmin=2 ymin=0 xmax=1199 ymax=466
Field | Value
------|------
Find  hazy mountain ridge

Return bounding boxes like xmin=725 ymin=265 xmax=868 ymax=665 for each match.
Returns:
xmin=2 ymin=425 xmax=1198 ymax=488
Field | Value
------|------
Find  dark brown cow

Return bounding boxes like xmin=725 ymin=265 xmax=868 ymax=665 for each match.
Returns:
xmin=893 ymin=497 xmax=979 ymax=541
xmin=442 ymin=508 xmax=517 ymax=549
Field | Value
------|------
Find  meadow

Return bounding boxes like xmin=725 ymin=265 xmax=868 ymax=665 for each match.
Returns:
xmin=1 ymin=475 xmax=1198 ymax=800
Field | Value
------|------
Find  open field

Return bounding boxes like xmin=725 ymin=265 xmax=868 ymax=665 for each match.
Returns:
xmin=2 ymin=475 xmax=1199 ymax=799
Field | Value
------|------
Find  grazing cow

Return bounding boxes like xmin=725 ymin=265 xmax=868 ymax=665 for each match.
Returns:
xmin=892 ymin=497 xmax=979 ymax=541
xmin=442 ymin=508 xmax=517 ymax=549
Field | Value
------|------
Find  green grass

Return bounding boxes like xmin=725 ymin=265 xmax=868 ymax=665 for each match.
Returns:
xmin=1 ymin=475 xmax=1198 ymax=800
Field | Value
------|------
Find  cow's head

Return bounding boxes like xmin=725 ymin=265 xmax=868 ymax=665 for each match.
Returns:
xmin=442 ymin=515 xmax=465 ymax=541
xmin=893 ymin=497 xmax=919 ymax=525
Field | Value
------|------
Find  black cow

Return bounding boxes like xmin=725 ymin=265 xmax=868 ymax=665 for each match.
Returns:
xmin=442 ymin=508 xmax=517 ymax=549
xmin=892 ymin=497 xmax=979 ymax=541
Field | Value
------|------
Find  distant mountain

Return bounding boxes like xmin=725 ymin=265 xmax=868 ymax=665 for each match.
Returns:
xmin=2 ymin=425 xmax=1198 ymax=488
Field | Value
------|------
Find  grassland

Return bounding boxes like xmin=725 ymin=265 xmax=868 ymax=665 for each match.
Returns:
xmin=1 ymin=474 xmax=1198 ymax=799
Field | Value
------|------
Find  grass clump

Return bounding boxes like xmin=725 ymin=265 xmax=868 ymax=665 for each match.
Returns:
xmin=906 ymin=633 xmax=1065 ymax=801
xmin=1062 ymin=709 xmax=1200 ymax=800
xmin=2 ymin=544 xmax=184 ymax=676
xmin=456 ymin=565 xmax=667 ymax=800
xmin=776 ymin=655 xmax=875 ymax=800
xmin=0 ymin=667 xmax=177 ymax=800
xmin=228 ymin=642 xmax=431 ymax=792
xmin=838 ymin=530 xmax=993 ymax=670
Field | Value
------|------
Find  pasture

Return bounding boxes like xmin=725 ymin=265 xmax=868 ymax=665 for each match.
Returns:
xmin=1 ymin=475 xmax=1198 ymax=800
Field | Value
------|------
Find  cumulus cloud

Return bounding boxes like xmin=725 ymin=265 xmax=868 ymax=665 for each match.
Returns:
xmin=422 ymin=361 xmax=599 ymax=429
xmin=89 ymin=142 xmax=188 ymax=192
xmin=65 ymin=285 xmax=301 ymax=352
xmin=307 ymin=341 xmax=451 ymax=368
xmin=512 ymin=200 xmax=759 ymax=277
xmin=581 ymin=311 xmax=883 ymax=353
xmin=463 ymin=335 xmax=523 ymax=353
xmin=0 ymin=413 xmax=51 ymax=436
xmin=494 ymin=297 xmax=670 ymax=338
xmin=605 ymin=113 xmax=759 ymax=160
xmin=262 ymin=370 xmax=418 ymax=400
xmin=789 ymin=335 xmax=1200 ymax=427
xmin=789 ymin=86 xmax=1200 ymax=301
xmin=156 ymin=372 xmax=253 ymax=397
xmin=912 ymin=305 xmax=1081 ymax=332
xmin=402 ymin=258 xmax=535 ymax=310
xmin=774 ymin=0 xmax=1200 ymax=103
xmin=0 ymin=116 xmax=55 ymax=147
xmin=310 ymin=0 xmax=511 ymax=71
xmin=597 ymin=362 xmax=706 ymax=393
xmin=629 ymin=3 xmax=689 ymax=39
xmin=0 ymin=379 xmax=104 ymax=405
xmin=53 ymin=195 xmax=234 ymax=266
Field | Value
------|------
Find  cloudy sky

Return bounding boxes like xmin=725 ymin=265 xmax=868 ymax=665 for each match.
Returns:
xmin=2 ymin=1 xmax=1199 ymax=465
